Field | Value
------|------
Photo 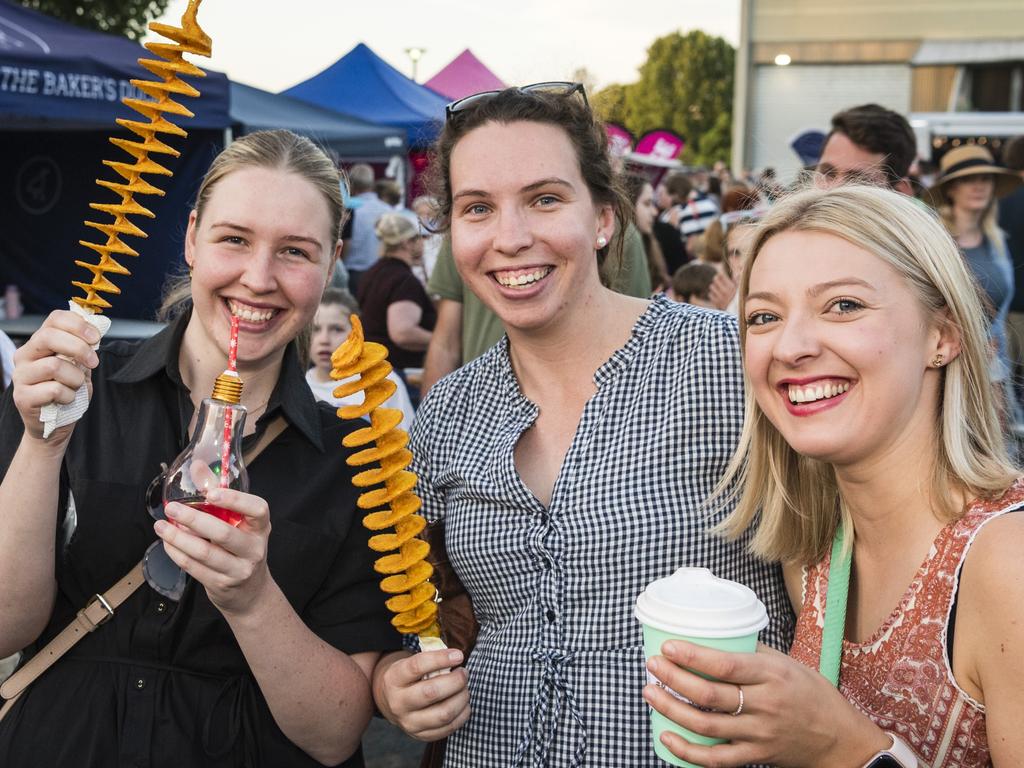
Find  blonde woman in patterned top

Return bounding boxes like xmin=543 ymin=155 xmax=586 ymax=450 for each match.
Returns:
xmin=645 ymin=185 xmax=1024 ymax=767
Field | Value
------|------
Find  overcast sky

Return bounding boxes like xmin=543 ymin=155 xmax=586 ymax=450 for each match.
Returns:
xmin=148 ymin=0 xmax=740 ymax=93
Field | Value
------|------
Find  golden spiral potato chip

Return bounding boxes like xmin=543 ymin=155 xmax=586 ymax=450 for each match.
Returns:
xmin=332 ymin=316 xmax=441 ymax=638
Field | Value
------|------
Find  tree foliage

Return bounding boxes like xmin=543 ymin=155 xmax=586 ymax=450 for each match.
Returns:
xmin=18 ymin=0 xmax=172 ymax=42
xmin=598 ymin=30 xmax=735 ymax=167
xmin=592 ymin=83 xmax=630 ymax=127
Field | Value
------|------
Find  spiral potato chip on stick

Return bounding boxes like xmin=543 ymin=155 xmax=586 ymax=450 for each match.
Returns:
xmin=331 ymin=317 xmax=442 ymax=641
xmin=72 ymin=0 xmax=212 ymax=313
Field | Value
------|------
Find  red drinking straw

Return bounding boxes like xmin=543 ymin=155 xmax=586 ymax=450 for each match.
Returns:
xmin=220 ymin=316 xmax=239 ymax=488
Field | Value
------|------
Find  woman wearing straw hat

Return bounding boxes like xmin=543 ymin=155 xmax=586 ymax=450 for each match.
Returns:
xmin=929 ymin=145 xmax=1023 ymax=428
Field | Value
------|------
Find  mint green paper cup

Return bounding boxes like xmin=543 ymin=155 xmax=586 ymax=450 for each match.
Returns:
xmin=635 ymin=568 xmax=768 ymax=768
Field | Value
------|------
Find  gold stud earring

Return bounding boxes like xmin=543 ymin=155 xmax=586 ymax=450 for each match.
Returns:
xmin=933 ymin=354 xmax=944 ymax=367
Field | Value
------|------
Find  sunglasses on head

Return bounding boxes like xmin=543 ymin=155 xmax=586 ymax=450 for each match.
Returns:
xmin=143 ymin=466 xmax=189 ymax=601
xmin=444 ymin=81 xmax=588 ymax=123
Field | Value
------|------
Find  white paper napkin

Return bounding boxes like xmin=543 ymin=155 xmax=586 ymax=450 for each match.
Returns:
xmin=39 ymin=302 xmax=111 ymax=439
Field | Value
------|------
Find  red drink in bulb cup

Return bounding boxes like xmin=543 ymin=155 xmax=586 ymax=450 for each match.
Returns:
xmin=181 ymin=498 xmax=244 ymax=527
xmin=162 ymin=398 xmax=249 ymax=528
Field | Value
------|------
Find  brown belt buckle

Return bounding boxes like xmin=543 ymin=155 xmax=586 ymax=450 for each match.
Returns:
xmin=81 ymin=593 xmax=115 ymax=629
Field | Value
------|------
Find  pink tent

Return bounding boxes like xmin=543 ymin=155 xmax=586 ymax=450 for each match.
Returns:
xmin=424 ymin=49 xmax=505 ymax=101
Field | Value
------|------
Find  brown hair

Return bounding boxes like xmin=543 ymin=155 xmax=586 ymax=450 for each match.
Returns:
xmin=424 ymin=87 xmax=630 ymax=275
xmin=621 ymin=173 xmax=650 ymax=207
xmin=827 ymin=104 xmax=916 ymax=186
xmin=320 ymin=286 xmax=360 ymax=316
xmin=720 ymin=185 xmax=759 ymax=213
xmin=622 ymin=173 xmax=669 ymax=288
xmin=671 ymin=262 xmax=716 ymax=302
xmin=661 ymin=172 xmax=692 ymax=204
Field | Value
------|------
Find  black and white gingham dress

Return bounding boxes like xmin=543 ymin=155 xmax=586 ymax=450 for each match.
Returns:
xmin=410 ymin=296 xmax=794 ymax=767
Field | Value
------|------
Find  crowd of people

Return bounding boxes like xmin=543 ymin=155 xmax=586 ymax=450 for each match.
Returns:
xmin=0 ymin=81 xmax=1023 ymax=768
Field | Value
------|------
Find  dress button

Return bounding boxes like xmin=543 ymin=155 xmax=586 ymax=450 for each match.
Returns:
xmin=156 ymin=602 xmax=167 ymax=614
xmin=135 ymin=678 xmax=146 ymax=690
xmin=545 ymin=609 xmax=556 ymax=623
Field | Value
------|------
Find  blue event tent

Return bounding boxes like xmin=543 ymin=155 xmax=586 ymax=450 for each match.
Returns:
xmin=0 ymin=0 xmax=230 ymax=319
xmin=283 ymin=43 xmax=447 ymax=147
xmin=230 ymin=80 xmax=406 ymax=159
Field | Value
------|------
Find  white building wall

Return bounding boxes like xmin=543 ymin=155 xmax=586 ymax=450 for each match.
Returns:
xmin=748 ymin=63 xmax=912 ymax=181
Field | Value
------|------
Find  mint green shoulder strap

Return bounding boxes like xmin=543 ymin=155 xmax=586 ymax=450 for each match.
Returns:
xmin=819 ymin=522 xmax=851 ymax=687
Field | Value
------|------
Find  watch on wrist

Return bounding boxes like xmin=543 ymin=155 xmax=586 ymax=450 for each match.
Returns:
xmin=863 ymin=732 xmax=916 ymax=768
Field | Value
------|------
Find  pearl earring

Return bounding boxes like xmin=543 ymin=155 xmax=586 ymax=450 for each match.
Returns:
xmin=596 ymin=235 xmax=608 ymax=248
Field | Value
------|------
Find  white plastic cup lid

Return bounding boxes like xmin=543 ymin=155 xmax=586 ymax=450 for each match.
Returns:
xmin=635 ymin=567 xmax=769 ymax=638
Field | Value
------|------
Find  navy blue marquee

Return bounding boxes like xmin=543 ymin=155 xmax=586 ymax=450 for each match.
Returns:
xmin=0 ymin=1 xmax=230 ymax=320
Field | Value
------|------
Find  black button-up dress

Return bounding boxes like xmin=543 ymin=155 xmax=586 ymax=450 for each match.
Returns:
xmin=0 ymin=311 xmax=401 ymax=767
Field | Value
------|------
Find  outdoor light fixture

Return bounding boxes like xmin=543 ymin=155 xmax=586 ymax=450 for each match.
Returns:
xmin=774 ymin=53 xmax=792 ymax=66
xmin=404 ymin=46 xmax=426 ymax=81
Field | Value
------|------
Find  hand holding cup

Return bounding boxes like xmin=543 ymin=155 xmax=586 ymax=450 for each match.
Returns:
xmin=637 ymin=569 xmax=888 ymax=768
xmin=635 ymin=568 xmax=767 ymax=768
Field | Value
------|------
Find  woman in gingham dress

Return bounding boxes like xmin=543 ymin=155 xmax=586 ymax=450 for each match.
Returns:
xmin=371 ymin=85 xmax=793 ymax=766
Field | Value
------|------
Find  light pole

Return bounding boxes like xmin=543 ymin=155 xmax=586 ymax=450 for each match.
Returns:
xmin=404 ymin=47 xmax=426 ymax=82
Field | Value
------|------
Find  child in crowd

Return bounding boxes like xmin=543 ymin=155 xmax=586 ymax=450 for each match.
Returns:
xmin=668 ymin=262 xmax=718 ymax=308
xmin=306 ymin=288 xmax=416 ymax=433
xmin=708 ymin=218 xmax=761 ymax=315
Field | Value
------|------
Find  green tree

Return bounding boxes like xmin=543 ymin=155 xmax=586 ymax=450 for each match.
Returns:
xmin=625 ymin=30 xmax=735 ymax=166
xmin=592 ymin=82 xmax=632 ymax=127
xmin=18 ymin=0 xmax=172 ymax=41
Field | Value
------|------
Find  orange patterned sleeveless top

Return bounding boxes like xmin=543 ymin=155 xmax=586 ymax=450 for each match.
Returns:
xmin=790 ymin=480 xmax=1024 ymax=768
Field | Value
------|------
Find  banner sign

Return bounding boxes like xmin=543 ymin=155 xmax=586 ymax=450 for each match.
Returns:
xmin=0 ymin=64 xmax=145 ymax=102
xmin=634 ymin=130 xmax=685 ymax=162
xmin=605 ymin=123 xmax=635 ymax=158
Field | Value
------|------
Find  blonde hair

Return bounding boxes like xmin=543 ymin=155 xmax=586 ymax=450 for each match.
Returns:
xmin=375 ymin=212 xmax=419 ymax=256
xmin=715 ymin=185 xmax=1018 ymax=564
xmin=723 ymin=221 xmax=757 ymax=280
xmin=937 ymin=183 xmax=1008 ymax=267
xmin=195 ymin=130 xmax=345 ymax=239
xmin=159 ymin=130 xmax=344 ymax=321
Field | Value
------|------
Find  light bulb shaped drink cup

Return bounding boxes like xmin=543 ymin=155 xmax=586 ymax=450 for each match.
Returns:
xmin=143 ymin=317 xmax=248 ymax=600
xmin=635 ymin=568 xmax=768 ymax=768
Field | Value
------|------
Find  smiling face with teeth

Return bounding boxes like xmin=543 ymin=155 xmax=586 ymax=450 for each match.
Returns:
xmin=184 ymin=166 xmax=338 ymax=373
xmin=743 ymin=230 xmax=953 ymax=468
xmin=448 ymin=120 xmax=615 ymax=335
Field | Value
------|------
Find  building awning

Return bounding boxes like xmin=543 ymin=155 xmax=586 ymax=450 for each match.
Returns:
xmin=912 ymin=39 xmax=1024 ymax=66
